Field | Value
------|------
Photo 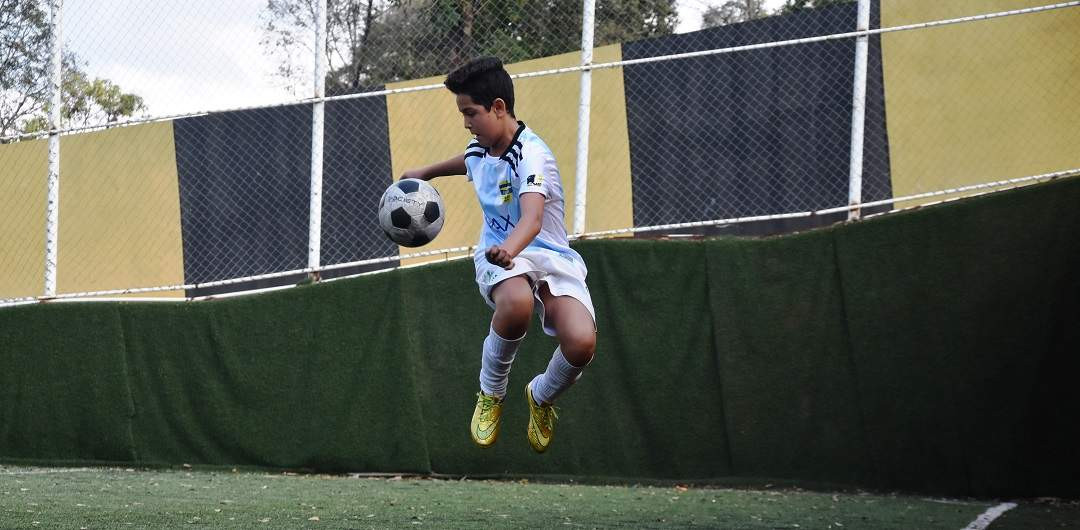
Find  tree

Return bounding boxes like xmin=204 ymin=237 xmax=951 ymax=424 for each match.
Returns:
xmin=261 ymin=0 xmax=679 ymax=94
xmin=702 ymin=0 xmax=769 ymax=28
xmin=0 ymin=0 xmax=49 ymax=137
xmin=261 ymin=0 xmax=390 ymax=96
xmin=22 ymin=54 xmax=147 ymax=133
xmin=1 ymin=0 xmax=147 ymax=138
xmin=779 ymin=0 xmax=853 ymax=15
xmin=594 ymin=0 xmax=678 ymax=48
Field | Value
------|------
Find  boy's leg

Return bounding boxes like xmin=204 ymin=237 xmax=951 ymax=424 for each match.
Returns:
xmin=472 ymin=276 xmax=533 ymax=448
xmin=526 ymin=283 xmax=596 ymax=453
xmin=489 ymin=276 xmax=533 ymax=340
xmin=530 ymin=282 xmax=596 ymax=404
xmin=483 ymin=275 xmax=533 ymax=397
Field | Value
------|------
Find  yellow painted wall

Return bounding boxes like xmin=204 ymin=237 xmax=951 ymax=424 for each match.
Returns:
xmin=881 ymin=1 xmax=1080 ymax=204
xmin=386 ymin=45 xmax=633 ymax=265
xmin=0 ymin=123 xmax=185 ymax=299
xmin=0 ymin=139 xmax=48 ymax=299
xmin=57 ymin=122 xmax=185 ymax=297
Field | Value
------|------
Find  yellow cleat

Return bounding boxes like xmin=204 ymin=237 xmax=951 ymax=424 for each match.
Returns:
xmin=470 ymin=392 xmax=503 ymax=448
xmin=525 ymin=383 xmax=558 ymax=453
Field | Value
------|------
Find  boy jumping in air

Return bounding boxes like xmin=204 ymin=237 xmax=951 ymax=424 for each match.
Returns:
xmin=400 ymin=56 xmax=596 ymax=453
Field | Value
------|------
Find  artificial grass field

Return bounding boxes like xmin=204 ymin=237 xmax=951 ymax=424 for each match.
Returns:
xmin=3 ymin=466 xmax=1076 ymax=529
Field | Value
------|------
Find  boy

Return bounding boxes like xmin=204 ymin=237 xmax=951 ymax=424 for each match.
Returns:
xmin=400 ymin=56 xmax=596 ymax=453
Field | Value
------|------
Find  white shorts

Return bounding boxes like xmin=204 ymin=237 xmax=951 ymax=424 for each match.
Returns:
xmin=474 ymin=247 xmax=596 ymax=337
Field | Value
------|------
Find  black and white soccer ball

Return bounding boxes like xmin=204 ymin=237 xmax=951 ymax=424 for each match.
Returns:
xmin=378 ymin=178 xmax=445 ymax=247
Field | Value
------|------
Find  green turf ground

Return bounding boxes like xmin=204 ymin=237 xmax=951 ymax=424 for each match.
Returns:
xmin=5 ymin=466 xmax=1076 ymax=529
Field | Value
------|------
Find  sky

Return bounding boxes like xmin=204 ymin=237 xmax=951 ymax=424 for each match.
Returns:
xmin=63 ymin=0 xmax=785 ymax=119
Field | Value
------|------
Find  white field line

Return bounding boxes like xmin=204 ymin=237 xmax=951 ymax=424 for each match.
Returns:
xmin=921 ymin=497 xmax=983 ymax=506
xmin=962 ymin=502 xmax=1018 ymax=530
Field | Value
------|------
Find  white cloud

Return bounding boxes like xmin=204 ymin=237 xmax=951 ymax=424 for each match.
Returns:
xmin=64 ymin=0 xmax=293 ymax=116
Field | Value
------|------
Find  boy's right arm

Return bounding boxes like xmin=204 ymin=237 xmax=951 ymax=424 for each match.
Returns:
xmin=401 ymin=155 xmax=467 ymax=181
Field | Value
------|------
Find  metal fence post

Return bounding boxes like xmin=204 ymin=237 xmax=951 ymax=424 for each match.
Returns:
xmin=572 ymin=0 xmax=596 ymax=236
xmin=847 ymin=0 xmax=871 ymax=220
xmin=44 ymin=0 xmax=64 ymax=297
xmin=308 ymin=0 xmax=327 ymax=277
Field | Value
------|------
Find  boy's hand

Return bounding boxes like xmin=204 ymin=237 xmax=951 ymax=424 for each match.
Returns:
xmin=485 ymin=245 xmax=515 ymax=270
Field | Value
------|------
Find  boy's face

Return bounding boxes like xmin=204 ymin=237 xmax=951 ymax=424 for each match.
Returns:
xmin=456 ymin=93 xmax=502 ymax=148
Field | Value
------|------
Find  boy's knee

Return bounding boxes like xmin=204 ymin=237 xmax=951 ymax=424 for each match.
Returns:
xmin=496 ymin=290 xmax=533 ymax=320
xmin=561 ymin=331 xmax=596 ymax=367
xmin=492 ymin=281 xmax=534 ymax=338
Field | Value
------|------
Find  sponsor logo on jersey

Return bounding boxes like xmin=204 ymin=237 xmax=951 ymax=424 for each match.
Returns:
xmin=498 ymin=179 xmax=512 ymax=203
xmin=526 ymin=174 xmax=544 ymax=187
xmin=487 ymin=213 xmax=516 ymax=233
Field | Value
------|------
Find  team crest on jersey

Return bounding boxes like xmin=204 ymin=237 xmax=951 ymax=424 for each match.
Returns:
xmin=498 ymin=179 xmax=512 ymax=203
xmin=526 ymin=174 xmax=544 ymax=187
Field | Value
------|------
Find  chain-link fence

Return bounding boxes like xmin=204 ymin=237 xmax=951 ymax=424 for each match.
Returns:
xmin=865 ymin=2 xmax=1080 ymax=205
xmin=2 ymin=0 xmax=1078 ymax=303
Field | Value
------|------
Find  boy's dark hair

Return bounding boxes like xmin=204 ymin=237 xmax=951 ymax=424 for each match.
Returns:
xmin=445 ymin=56 xmax=515 ymax=116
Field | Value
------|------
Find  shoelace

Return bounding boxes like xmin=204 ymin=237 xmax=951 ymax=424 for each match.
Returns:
xmin=537 ymin=402 xmax=558 ymax=425
xmin=477 ymin=393 xmax=499 ymax=422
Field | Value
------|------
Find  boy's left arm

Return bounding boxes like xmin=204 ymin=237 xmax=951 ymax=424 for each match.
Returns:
xmin=485 ymin=192 xmax=543 ymax=269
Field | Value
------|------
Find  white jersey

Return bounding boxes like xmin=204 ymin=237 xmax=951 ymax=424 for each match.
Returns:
xmin=463 ymin=122 xmax=581 ymax=263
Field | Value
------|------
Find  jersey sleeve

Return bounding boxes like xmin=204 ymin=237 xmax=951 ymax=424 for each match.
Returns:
xmin=516 ymin=143 xmax=557 ymax=199
xmin=463 ymin=140 xmax=485 ymax=181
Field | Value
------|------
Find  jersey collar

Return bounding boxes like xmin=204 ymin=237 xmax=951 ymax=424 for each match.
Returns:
xmin=495 ymin=121 xmax=527 ymax=167
xmin=494 ymin=121 xmax=526 ymax=158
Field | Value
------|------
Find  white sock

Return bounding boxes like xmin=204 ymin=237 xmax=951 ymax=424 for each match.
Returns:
xmin=479 ymin=327 xmax=524 ymax=399
xmin=530 ymin=347 xmax=585 ymax=405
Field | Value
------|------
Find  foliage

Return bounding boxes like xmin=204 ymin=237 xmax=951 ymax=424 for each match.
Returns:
xmin=778 ymin=0 xmax=854 ymax=16
xmin=0 ymin=0 xmax=49 ymax=136
xmin=702 ymin=0 xmax=769 ymax=28
xmin=262 ymin=0 xmax=678 ymax=94
xmin=22 ymin=54 xmax=147 ymax=133
xmin=1 ymin=0 xmax=146 ymax=137
xmin=701 ymin=0 xmax=854 ymax=29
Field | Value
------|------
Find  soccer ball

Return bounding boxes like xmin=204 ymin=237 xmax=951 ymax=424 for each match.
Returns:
xmin=378 ymin=178 xmax=445 ymax=247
